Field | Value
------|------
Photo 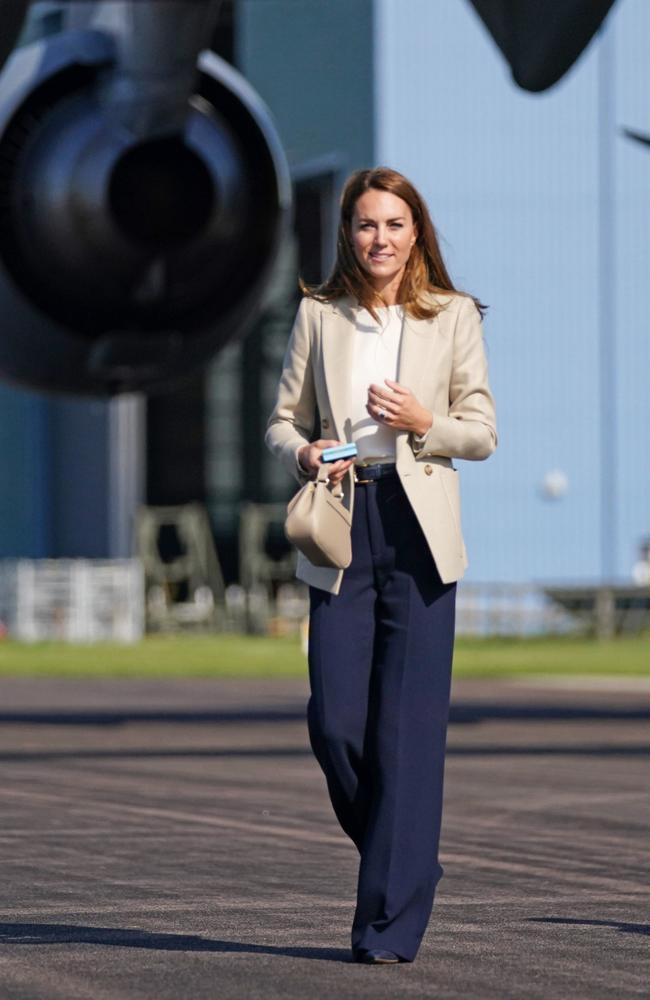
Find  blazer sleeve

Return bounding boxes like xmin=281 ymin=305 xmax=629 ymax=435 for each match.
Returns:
xmin=411 ymin=295 xmax=497 ymax=461
xmin=264 ymin=296 xmax=317 ymax=484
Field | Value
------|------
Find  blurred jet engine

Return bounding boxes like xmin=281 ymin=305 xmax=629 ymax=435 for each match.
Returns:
xmin=0 ymin=3 xmax=291 ymax=394
xmin=467 ymin=0 xmax=616 ymax=92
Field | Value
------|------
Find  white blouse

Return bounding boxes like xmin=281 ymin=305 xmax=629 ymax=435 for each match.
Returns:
xmin=349 ymin=304 xmax=403 ymax=464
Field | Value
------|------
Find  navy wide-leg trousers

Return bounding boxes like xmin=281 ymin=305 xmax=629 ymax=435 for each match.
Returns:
xmin=307 ymin=475 xmax=457 ymax=962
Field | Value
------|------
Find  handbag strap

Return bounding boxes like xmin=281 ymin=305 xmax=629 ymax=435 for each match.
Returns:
xmin=316 ymin=461 xmax=344 ymax=498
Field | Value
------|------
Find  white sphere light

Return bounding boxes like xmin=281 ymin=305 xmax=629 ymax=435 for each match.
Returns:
xmin=541 ymin=469 xmax=569 ymax=500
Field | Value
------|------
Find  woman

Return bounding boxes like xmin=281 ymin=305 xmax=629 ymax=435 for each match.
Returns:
xmin=265 ymin=167 xmax=497 ymax=965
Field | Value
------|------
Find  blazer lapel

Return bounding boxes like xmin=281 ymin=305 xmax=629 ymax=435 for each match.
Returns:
xmin=321 ymin=298 xmax=357 ymax=442
xmin=395 ymin=310 xmax=439 ymax=471
xmin=396 ymin=310 xmax=438 ymax=397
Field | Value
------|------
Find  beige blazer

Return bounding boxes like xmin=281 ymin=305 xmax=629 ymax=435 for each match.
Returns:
xmin=265 ymin=290 xmax=497 ymax=594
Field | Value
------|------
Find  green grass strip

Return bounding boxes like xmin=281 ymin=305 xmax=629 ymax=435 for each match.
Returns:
xmin=0 ymin=633 xmax=647 ymax=678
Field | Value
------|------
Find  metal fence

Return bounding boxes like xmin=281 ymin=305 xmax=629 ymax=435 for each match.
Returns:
xmin=1 ymin=555 xmax=647 ymax=643
xmin=0 ymin=559 xmax=145 ymax=642
xmin=221 ymin=580 xmax=580 ymax=638
xmin=455 ymin=582 xmax=577 ymax=637
xmin=235 ymin=579 xmax=650 ymax=638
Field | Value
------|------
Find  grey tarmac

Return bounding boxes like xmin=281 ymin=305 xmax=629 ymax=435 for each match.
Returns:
xmin=0 ymin=673 xmax=647 ymax=1000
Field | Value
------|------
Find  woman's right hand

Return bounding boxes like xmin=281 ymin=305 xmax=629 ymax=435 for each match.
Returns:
xmin=297 ymin=439 xmax=355 ymax=486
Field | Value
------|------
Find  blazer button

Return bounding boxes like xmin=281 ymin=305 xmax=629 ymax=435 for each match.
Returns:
xmin=322 ymin=418 xmax=330 ymax=429
xmin=424 ymin=464 xmax=433 ymax=476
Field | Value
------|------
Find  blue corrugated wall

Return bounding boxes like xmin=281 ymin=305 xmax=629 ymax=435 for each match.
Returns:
xmin=376 ymin=0 xmax=650 ymax=582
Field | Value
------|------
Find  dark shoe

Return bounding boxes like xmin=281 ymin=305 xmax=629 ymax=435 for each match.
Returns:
xmin=355 ymin=948 xmax=401 ymax=964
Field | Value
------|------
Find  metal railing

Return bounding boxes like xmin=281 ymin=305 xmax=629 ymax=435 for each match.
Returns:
xmin=0 ymin=559 xmax=144 ymax=642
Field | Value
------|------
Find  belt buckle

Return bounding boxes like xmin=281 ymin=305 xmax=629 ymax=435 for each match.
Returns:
xmin=354 ymin=465 xmax=372 ymax=485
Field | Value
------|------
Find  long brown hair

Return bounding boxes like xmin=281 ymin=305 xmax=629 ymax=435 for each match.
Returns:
xmin=301 ymin=167 xmax=486 ymax=322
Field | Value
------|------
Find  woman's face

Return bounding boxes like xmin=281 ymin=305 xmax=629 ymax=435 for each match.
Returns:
xmin=350 ymin=189 xmax=417 ymax=290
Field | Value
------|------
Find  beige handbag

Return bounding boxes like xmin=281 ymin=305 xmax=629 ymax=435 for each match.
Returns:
xmin=284 ymin=463 xmax=352 ymax=569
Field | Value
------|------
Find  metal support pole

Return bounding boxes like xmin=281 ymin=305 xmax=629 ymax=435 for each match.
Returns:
xmin=108 ymin=393 xmax=145 ymax=558
xmin=597 ymin=20 xmax=617 ymax=582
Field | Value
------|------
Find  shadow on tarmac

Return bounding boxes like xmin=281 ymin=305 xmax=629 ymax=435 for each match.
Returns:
xmin=527 ymin=917 xmax=650 ymax=937
xmin=0 ymin=744 xmax=648 ymax=762
xmin=0 ymin=923 xmax=353 ymax=961
xmin=0 ymin=704 xmax=649 ymax=726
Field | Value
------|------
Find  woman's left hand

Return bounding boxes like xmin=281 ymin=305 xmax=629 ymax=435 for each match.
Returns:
xmin=367 ymin=379 xmax=433 ymax=437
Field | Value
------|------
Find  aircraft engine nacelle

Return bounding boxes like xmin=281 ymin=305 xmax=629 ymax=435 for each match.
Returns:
xmin=0 ymin=24 xmax=291 ymax=394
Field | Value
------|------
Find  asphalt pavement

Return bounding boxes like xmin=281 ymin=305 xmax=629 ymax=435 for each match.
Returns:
xmin=0 ymin=673 xmax=648 ymax=999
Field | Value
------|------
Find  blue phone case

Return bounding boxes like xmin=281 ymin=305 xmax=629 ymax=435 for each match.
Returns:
xmin=321 ymin=443 xmax=358 ymax=463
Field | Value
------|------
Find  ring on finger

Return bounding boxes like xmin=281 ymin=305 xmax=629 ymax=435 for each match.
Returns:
xmin=378 ymin=407 xmax=387 ymax=420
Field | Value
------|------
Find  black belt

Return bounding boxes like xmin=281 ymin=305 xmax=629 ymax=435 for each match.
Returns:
xmin=354 ymin=462 xmax=398 ymax=484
